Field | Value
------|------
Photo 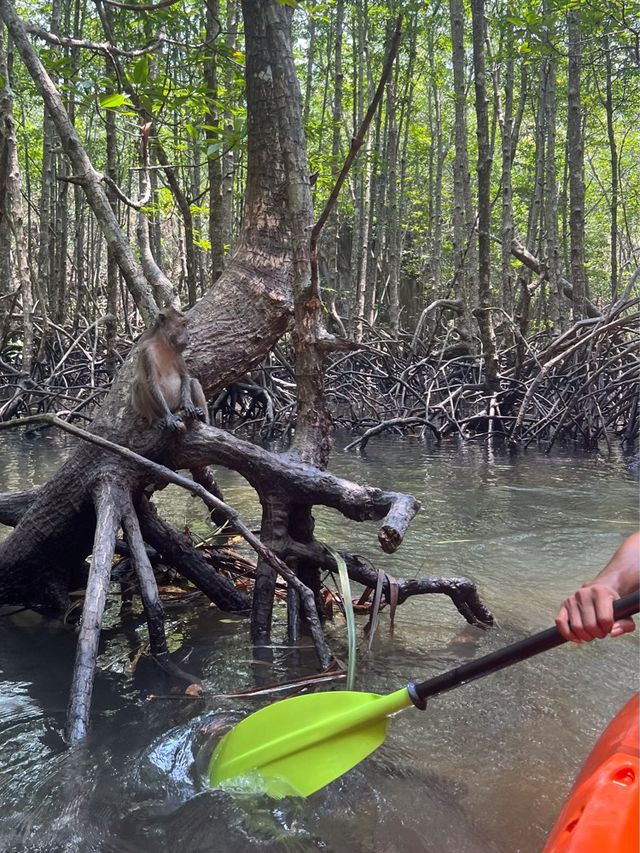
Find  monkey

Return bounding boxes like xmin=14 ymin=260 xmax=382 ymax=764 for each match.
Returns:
xmin=131 ymin=307 xmax=209 ymax=431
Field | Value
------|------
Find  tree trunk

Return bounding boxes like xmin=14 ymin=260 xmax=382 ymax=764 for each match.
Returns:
xmin=567 ymin=9 xmax=587 ymax=320
xmin=302 ymin=7 xmax=315 ymax=126
xmin=104 ymin=64 xmax=119 ymax=373
xmin=0 ymin=106 xmax=11 ymax=323
xmin=354 ymin=135 xmax=372 ymax=340
xmin=349 ymin=0 xmax=365 ymax=339
xmin=364 ymin=103 xmax=383 ymax=329
xmin=36 ymin=0 xmax=61 ymax=320
xmin=470 ymin=0 xmax=499 ymax=389
xmin=396 ymin=16 xmax=417 ymax=322
xmin=544 ymin=51 xmax=562 ymax=331
xmin=428 ymin=33 xmax=445 ymax=307
xmin=205 ymin=0 xmax=224 ymax=284
xmin=448 ymin=0 xmax=474 ymax=344
xmin=515 ymin=61 xmax=547 ymax=367
xmin=0 ymin=24 xmax=33 ymax=375
xmin=221 ymin=1 xmax=239 ymax=253
xmin=328 ymin=0 xmax=344 ymax=307
xmin=603 ymin=34 xmax=618 ymax=301
xmin=385 ymin=32 xmax=400 ymax=338
xmin=496 ymin=31 xmax=515 ymax=315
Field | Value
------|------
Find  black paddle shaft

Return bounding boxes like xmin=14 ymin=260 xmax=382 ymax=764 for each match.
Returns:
xmin=408 ymin=590 xmax=640 ymax=709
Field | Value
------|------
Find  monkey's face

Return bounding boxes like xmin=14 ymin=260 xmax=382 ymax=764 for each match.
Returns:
xmin=158 ymin=309 xmax=189 ymax=351
xmin=171 ymin=316 xmax=189 ymax=351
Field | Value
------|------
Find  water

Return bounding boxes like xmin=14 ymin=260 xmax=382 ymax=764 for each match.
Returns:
xmin=0 ymin=430 xmax=638 ymax=852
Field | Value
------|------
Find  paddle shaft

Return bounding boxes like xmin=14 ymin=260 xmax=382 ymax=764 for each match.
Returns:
xmin=410 ymin=590 xmax=640 ymax=706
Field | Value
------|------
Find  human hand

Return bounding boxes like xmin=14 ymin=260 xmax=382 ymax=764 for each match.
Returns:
xmin=556 ymin=582 xmax=636 ymax=643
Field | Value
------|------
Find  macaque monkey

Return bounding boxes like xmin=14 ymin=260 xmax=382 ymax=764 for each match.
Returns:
xmin=131 ymin=307 xmax=209 ymax=431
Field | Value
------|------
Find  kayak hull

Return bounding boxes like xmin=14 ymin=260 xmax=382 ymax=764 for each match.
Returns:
xmin=544 ymin=693 xmax=639 ymax=853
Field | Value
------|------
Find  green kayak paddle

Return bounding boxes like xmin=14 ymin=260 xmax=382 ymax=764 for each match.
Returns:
xmin=209 ymin=590 xmax=640 ymax=798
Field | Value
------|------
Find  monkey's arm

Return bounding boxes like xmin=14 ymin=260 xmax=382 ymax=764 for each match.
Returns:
xmin=180 ymin=373 xmax=206 ymax=422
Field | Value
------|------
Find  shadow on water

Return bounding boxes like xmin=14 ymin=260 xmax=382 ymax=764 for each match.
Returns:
xmin=0 ymin=430 xmax=638 ymax=852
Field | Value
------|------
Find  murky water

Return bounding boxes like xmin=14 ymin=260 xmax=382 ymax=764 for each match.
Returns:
xmin=0 ymin=429 xmax=638 ymax=852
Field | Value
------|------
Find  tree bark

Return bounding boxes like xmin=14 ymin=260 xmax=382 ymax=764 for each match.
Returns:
xmin=470 ymin=0 xmax=499 ymax=389
xmin=36 ymin=0 xmax=60 ymax=320
xmin=349 ymin=0 xmax=365 ymax=339
xmin=603 ymin=34 xmax=618 ymax=300
xmin=255 ymin=0 xmax=330 ymax=641
xmin=221 ymin=1 xmax=238 ymax=252
xmin=205 ymin=0 xmax=224 ymax=284
xmin=0 ymin=134 xmax=11 ymax=323
xmin=515 ymin=61 xmax=548 ymax=361
xmin=567 ymin=9 xmax=587 ymax=320
xmin=428 ymin=30 xmax=445 ymax=307
xmin=104 ymin=62 xmax=119 ymax=373
xmin=544 ymin=50 xmax=562 ymax=331
xmin=328 ymin=0 xmax=344 ymax=308
xmin=385 ymin=29 xmax=400 ymax=338
xmin=448 ymin=0 xmax=474 ymax=343
xmin=0 ymin=24 xmax=33 ymax=374
xmin=496 ymin=27 xmax=515 ymax=315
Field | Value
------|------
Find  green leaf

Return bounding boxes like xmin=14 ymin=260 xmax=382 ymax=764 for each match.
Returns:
xmin=132 ymin=55 xmax=149 ymax=85
xmin=99 ymin=92 xmax=128 ymax=109
xmin=324 ymin=545 xmax=357 ymax=691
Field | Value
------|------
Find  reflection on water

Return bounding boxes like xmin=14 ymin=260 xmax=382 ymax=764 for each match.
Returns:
xmin=0 ymin=429 xmax=638 ymax=852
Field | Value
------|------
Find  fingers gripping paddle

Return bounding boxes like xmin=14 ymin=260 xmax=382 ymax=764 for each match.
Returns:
xmin=209 ymin=591 xmax=640 ymax=798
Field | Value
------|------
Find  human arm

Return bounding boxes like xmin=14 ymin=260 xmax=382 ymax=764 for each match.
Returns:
xmin=555 ymin=532 xmax=640 ymax=642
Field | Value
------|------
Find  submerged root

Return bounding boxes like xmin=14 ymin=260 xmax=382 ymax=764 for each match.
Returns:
xmin=66 ymin=480 xmax=123 ymax=744
xmin=66 ymin=479 xmax=204 ymax=744
xmin=3 ymin=416 xmax=494 ymax=744
xmin=206 ymin=305 xmax=639 ymax=452
xmin=121 ymin=500 xmax=200 ymax=685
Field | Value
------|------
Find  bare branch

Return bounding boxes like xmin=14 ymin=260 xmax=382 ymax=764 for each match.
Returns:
xmin=26 ymin=23 xmax=161 ymax=57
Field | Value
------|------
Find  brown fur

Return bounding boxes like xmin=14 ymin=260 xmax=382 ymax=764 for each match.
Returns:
xmin=131 ymin=307 xmax=209 ymax=431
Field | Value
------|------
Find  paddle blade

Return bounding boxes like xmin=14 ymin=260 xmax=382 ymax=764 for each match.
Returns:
xmin=209 ymin=689 xmax=409 ymax=797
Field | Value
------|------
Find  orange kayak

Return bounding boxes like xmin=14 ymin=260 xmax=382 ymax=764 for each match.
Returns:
xmin=544 ymin=693 xmax=639 ymax=853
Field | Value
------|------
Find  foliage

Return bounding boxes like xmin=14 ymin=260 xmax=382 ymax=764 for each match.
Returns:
xmin=1 ymin=0 xmax=639 ymax=338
